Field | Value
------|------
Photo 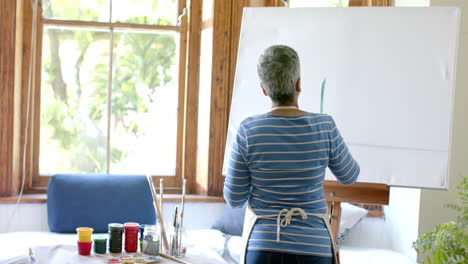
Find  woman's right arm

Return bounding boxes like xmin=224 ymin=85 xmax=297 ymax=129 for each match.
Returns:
xmin=223 ymin=125 xmax=250 ymax=207
xmin=327 ymin=116 xmax=360 ymax=185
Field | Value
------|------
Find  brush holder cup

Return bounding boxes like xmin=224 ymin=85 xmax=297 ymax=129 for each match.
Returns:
xmin=169 ymin=226 xmax=187 ymax=258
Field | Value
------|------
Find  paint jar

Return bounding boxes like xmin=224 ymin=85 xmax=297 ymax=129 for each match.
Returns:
xmin=108 ymin=223 xmax=124 ymax=253
xmin=142 ymin=224 xmax=160 ymax=258
xmin=139 ymin=224 xmax=146 ymax=252
xmin=77 ymin=241 xmax=93 ymax=256
xmin=76 ymin=227 xmax=93 ymax=242
xmin=93 ymin=235 xmax=107 ymax=254
xmin=124 ymin=222 xmax=140 ymax=253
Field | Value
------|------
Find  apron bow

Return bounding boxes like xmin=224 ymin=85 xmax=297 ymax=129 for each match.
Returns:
xmin=276 ymin=208 xmax=307 ymax=242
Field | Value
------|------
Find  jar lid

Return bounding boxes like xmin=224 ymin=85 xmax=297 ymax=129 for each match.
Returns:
xmin=76 ymin=227 xmax=93 ymax=233
xmin=107 ymin=258 xmax=122 ymax=263
xmin=93 ymin=235 xmax=107 ymax=242
xmin=143 ymin=224 xmax=157 ymax=231
xmin=108 ymin=223 xmax=123 ymax=231
xmin=123 ymin=222 xmax=140 ymax=231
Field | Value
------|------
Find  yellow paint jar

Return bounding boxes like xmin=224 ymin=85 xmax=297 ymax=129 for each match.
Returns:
xmin=76 ymin=227 xmax=94 ymax=242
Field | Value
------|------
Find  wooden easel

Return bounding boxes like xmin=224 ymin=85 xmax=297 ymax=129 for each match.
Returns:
xmin=324 ymin=180 xmax=389 ymax=242
xmin=324 ymin=180 xmax=390 ymax=263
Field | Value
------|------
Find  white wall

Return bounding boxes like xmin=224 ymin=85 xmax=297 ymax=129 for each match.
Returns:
xmin=0 ymin=203 xmax=49 ymax=233
xmin=384 ymin=187 xmax=421 ymax=262
xmin=417 ymin=0 xmax=468 ymax=236
xmin=0 ymin=202 xmax=226 ymax=233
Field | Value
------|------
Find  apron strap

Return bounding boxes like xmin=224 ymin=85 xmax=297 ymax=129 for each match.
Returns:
xmin=275 ymin=208 xmax=308 ymax=242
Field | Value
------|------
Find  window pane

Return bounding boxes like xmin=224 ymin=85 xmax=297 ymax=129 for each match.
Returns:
xmin=40 ymin=27 xmax=110 ymax=174
xmin=110 ymin=31 xmax=179 ymax=175
xmin=112 ymin=0 xmax=178 ymax=25
xmin=42 ymin=0 xmax=110 ymax=22
xmin=202 ymin=0 xmax=213 ymax=21
xmin=290 ymin=0 xmax=349 ymax=7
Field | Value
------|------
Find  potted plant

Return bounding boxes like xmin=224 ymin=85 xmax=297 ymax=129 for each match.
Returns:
xmin=413 ymin=176 xmax=467 ymax=264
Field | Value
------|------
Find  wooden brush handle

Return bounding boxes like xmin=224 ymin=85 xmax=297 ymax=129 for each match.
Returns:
xmin=146 ymin=175 xmax=170 ymax=251
xmin=159 ymin=253 xmax=192 ymax=264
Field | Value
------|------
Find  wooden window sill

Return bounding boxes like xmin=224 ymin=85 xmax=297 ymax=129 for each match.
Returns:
xmin=0 ymin=194 xmax=225 ymax=204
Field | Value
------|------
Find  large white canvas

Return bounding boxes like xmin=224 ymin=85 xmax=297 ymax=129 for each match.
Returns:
xmin=223 ymin=7 xmax=460 ymax=189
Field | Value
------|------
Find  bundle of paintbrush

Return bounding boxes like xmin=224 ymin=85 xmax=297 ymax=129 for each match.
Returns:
xmin=146 ymin=175 xmax=169 ymax=252
xmin=170 ymin=179 xmax=187 ymax=257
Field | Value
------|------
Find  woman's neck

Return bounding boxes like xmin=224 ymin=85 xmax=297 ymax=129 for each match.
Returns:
xmin=269 ymin=101 xmax=307 ymax=116
xmin=271 ymin=102 xmax=299 ymax=108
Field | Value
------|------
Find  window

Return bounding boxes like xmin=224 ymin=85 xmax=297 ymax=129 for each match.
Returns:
xmin=27 ymin=0 xmax=189 ymax=190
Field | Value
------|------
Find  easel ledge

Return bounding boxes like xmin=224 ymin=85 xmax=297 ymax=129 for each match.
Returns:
xmin=324 ymin=180 xmax=389 ymax=205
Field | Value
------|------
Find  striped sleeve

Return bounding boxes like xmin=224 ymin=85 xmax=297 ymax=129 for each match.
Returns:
xmin=223 ymin=124 xmax=250 ymax=207
xmin=327 ymin=116 xmax=359 ymax=185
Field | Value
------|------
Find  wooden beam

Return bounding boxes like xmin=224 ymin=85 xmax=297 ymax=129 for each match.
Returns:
xmin=184 ymin=0 xmax=203 ymax=194
xmin=42 ymin=19 xmax=182 ymax=32
xmin=327 ymin=201 xmax=342 ymax=246
xmin=12 ymin=0 xmax=23 ymax=197
xmin=206 ymin=0 xmax=234 ymax=196
xmin=373 ymin=0 xmax=393 ymax=6
xmin=228 ymin=0 xmax=245 ymax=111
xmin=0 ymin=0 xmax=17 ymax=196
xmin=324 ymin=180 xmax=390 ymax=205
xmin=21 ymin=0 xmax=34 ymax=194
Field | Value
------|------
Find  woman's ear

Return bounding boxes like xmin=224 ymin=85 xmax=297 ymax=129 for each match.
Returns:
xmin=296 ymin=78 xmax=301 ymax=92
xmin=261 ymin=85 xmax=268 ymax=96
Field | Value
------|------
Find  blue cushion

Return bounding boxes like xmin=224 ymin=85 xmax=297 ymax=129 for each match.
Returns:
xmin=211 ymin=202 xmax=247 ymax=236
xmin=47 ymin=174 xmax=156 ymax=233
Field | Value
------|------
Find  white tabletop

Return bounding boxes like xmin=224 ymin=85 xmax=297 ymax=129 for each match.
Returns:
xmin=31 ymin=245 xmax=227 ymax=264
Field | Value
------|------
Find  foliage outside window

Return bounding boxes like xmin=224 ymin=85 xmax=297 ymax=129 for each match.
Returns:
xmin=39 ymin=0 xmax=182 ymax=176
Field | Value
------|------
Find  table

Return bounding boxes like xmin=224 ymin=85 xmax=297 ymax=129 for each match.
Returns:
xmin=31 ymin=245 xmax=227 ymax=264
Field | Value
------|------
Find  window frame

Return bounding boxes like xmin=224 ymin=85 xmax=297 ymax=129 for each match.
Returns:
xmin=21 ymin=0 xmax=196 ymax=194
xmin=2 ymin=0 xmax=394 ymax=198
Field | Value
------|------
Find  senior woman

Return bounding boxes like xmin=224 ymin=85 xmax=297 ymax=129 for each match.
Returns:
xmin=223 ymin=45 xmax=360 ymax=264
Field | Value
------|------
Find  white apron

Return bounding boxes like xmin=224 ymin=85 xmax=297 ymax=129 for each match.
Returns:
xmin=239 ymin=205 xmax=339 ymax=264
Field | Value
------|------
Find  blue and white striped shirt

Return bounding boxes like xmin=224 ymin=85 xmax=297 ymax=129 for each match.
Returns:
xmin=223 ymin=112 xmax=359 ymax=257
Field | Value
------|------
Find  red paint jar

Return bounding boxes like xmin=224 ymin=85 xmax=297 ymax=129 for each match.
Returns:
xmin=77 ymin=241 xmax=92 ymax=256
xmin=123 ymin=222 xmax=140 ymax=253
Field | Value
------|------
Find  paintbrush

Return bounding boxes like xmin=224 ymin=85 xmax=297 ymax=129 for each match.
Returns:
xmin=320 ymin=78 xmax=326 ymax=113
xmin=159 ymin=253 xmax=191 ymax=264
xmin=160 ymin=179 xmax=164 ymax=212
xmin=171 ymin=206 xmax=179 ymax=256
xmin=178 ymin=178 xmax=187 ymax=253
xmin=146 ymin=175 xmax=169 ymax=251
xmin=180 ymin=178 xmax=186 ymax=228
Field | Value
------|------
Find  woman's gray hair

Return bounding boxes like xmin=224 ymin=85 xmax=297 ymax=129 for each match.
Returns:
xmin=257 ymin=45 xmax=300 ymax=104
